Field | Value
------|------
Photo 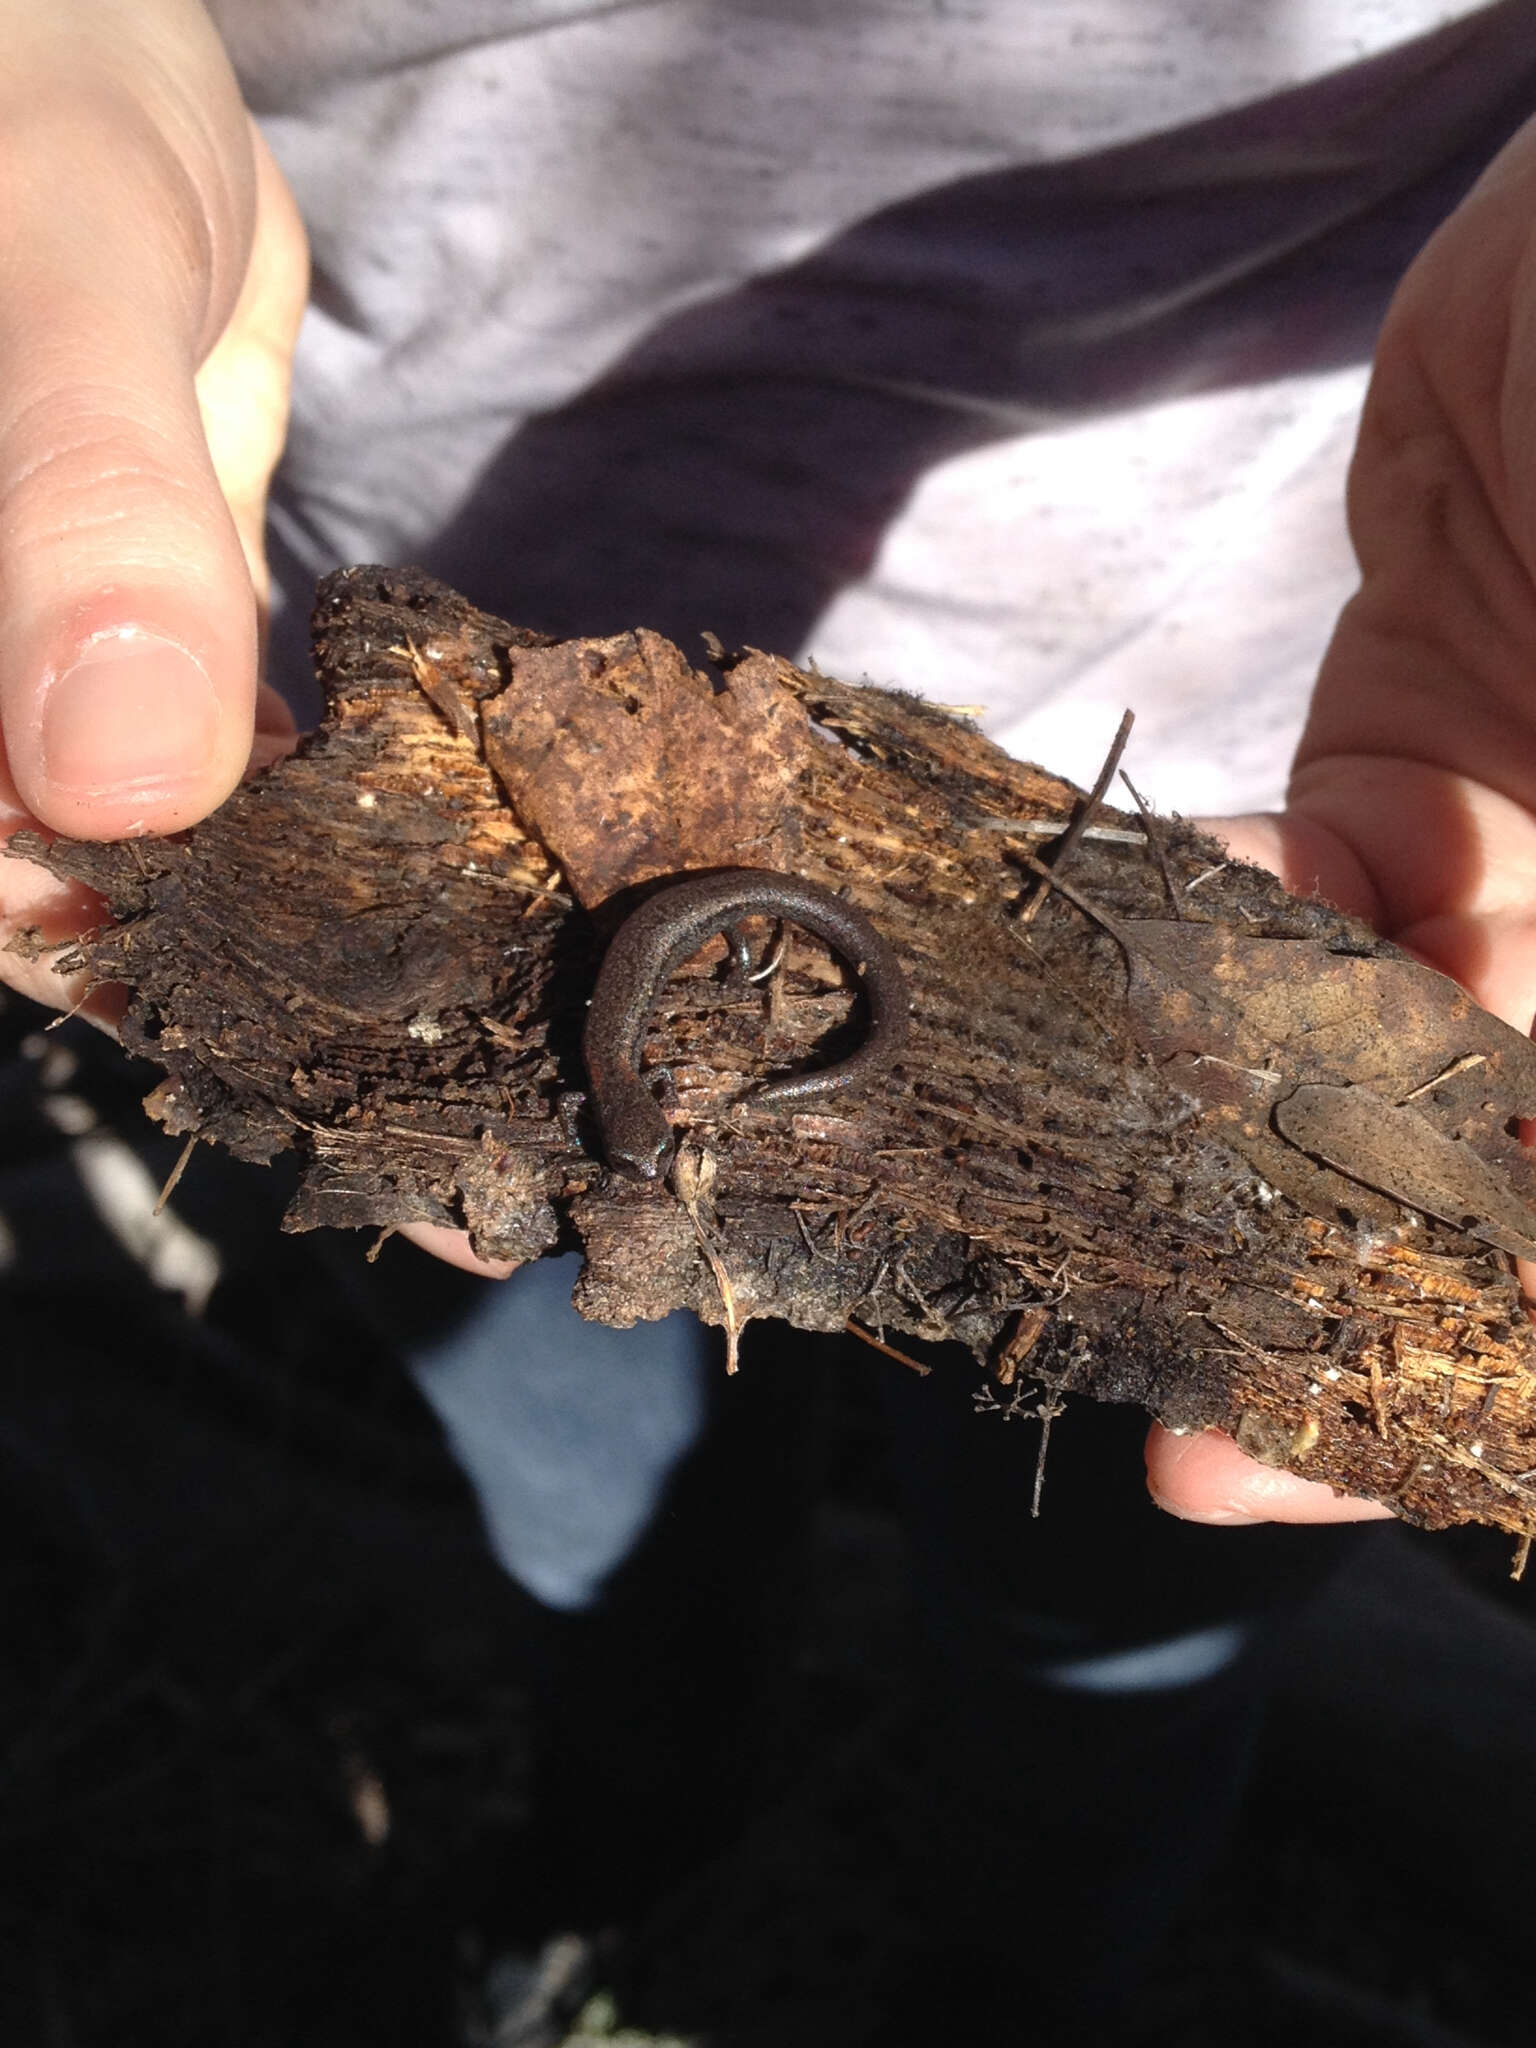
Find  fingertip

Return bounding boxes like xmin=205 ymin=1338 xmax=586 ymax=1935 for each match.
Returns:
xmin=0 ymin=813 xmax=119 ymax=1016
xmin=1145 ymin=1427 xmax=1258 ymax=1524
xmin=400 ymin=1220 xmax=520 ymax=1278
xmin=1194 ymin=810 xmax=1382 ymax=924
xmin=28 ymin=623 xmax=244 ymax=836
xmin=1145 ymin=1424 xmax=1396 ymax=1526
xmin=1193 ymin=811 xmax=1286 ymax=881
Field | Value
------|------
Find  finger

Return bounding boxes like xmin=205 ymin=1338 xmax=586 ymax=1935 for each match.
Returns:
xmin=1204 ymin=779 xmax=1536 ymax=1037
xmin=400 ymin=1221 xmax=519 ymax=1279
xmin=194 ymin=121 xmax=309 ymax=613
xmin=0 ymin=805 xmax=113 ymax=1016
xmin=1145 ymin=1424 xmax=1395 ymax=1526
xmin=1194 ymin=810 xmax=1381 ymax=924
xmin=1285 ymin=758 xmax=1536 ymax=1031
xmin=0 ymin=19 xmax=261 ymax=841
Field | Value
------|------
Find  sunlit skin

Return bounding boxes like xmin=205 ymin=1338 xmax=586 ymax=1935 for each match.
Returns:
xmin=5 ymin=6 xmax=1536 ymax=1525
xmin=1156 ymin=121 xmax=1536 ymax=1521
xmin=0 ymin=2 xmax=305 ymax=1015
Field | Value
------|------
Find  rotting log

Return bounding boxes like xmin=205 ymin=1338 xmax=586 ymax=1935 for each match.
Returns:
xmin=12 ymin=564 xmax=1536 ymax=1545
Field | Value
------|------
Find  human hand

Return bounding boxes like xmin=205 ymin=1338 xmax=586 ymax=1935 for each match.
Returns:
xmin=0 ymin=7 xmax=515 ymax=1280
xmin=1150 ymin=108 xmax=1536 ymax=1526
xmin=0 ymin=0 xmax=307 ymax=1013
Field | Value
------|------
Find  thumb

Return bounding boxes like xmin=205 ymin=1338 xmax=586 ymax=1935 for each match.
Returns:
xmin=0 ymin=7 xmax=265 ymax=842
xmin=1192 ymin=810 xmax=1381 ymax=928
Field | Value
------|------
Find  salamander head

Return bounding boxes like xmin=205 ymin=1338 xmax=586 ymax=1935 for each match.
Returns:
xmin=600 ymin=1092 xmax=674 ymax=1180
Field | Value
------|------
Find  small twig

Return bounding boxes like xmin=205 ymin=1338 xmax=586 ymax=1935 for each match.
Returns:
xmin=1016 ymin=852 xmax=1134 ymax=968
xmin=1031 ymin=1385 xmax=1068 ymax=1517
xmin=1183 ymin=862 xmax=1228 ymax=893
xmin=1191 ymin=1052 xmax=1283 ymax=1087
xmin=844 ymin=1318 xmax=931 ymax=1376
xmin=852 ymin=1257 xmax=891 ymax=1325
xmin=981 ymin=818 xmax=1149 ymax=846
xmin=44 ymin=985 xmax=97 ymax=1031
xmin=1201 ymin=1312 xmax=1281 ymax=1367
xmin=992 ymin=1305 xmax=1051 ymax=1387
xmin=1017 ymin=708 xmax=1134 ymax=927
xmin=1399 ymin=1053 xmax=1488 ymax=1105
xmin=153 ymin=1133 xmax=199 ymax=1216
xmin=674 ymin=1145 xmax=744 ymax=1372
xmin=974 ymin=1369 xmax=1068 ymax=1512
xmin=1119 ymin=769 xmax=1183 ymax=920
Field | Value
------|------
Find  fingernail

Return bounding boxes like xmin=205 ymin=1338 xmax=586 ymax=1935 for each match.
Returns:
xmin=40 ymin=630 xmax=219 ymax=801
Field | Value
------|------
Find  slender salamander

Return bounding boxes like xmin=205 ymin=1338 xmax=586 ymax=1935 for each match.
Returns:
xmin=583 ymin=867 xmax=909 ymax=1178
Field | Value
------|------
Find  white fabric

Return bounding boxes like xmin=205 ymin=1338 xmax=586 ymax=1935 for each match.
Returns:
xmin=814 ymin=366 xmax=1367 ymax=809
xmin=1035 ymin=1620 xmax=1252 ymax=1694
xmin=209 ymin=0 xmax=1529 ymax=811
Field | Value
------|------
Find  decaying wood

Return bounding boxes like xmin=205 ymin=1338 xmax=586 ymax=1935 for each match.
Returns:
xmin=13 ymin=564 xmax=1536 ymax=1542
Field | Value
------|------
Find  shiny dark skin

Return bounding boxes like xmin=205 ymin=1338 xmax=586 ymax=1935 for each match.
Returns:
xmin=583 ymin=867 xmax=909 ymax=1178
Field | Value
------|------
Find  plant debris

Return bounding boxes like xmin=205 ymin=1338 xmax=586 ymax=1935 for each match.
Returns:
xmin=13 ymin=564 xmax=1536 ymax=1540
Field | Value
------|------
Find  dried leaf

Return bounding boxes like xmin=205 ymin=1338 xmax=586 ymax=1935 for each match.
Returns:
xmin=481 ymin=634 xmax=811 ymax=907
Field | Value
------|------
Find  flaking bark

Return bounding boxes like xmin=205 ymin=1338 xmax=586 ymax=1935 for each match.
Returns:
xmin=13 ymin=565 xmax=1536 ymax=1541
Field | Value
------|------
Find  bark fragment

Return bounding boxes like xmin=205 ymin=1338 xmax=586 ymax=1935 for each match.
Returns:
xmin=12 ymin=564 xmax=1536 ymax=1540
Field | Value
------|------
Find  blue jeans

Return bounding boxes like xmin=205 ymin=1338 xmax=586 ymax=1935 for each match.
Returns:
xmin=408 ymin=1253 xmax=713 ymax=1612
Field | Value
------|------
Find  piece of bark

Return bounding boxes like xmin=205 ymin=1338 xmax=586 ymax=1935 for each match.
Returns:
xmin=13 ymin=564 xmax=1536 ymax=1543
